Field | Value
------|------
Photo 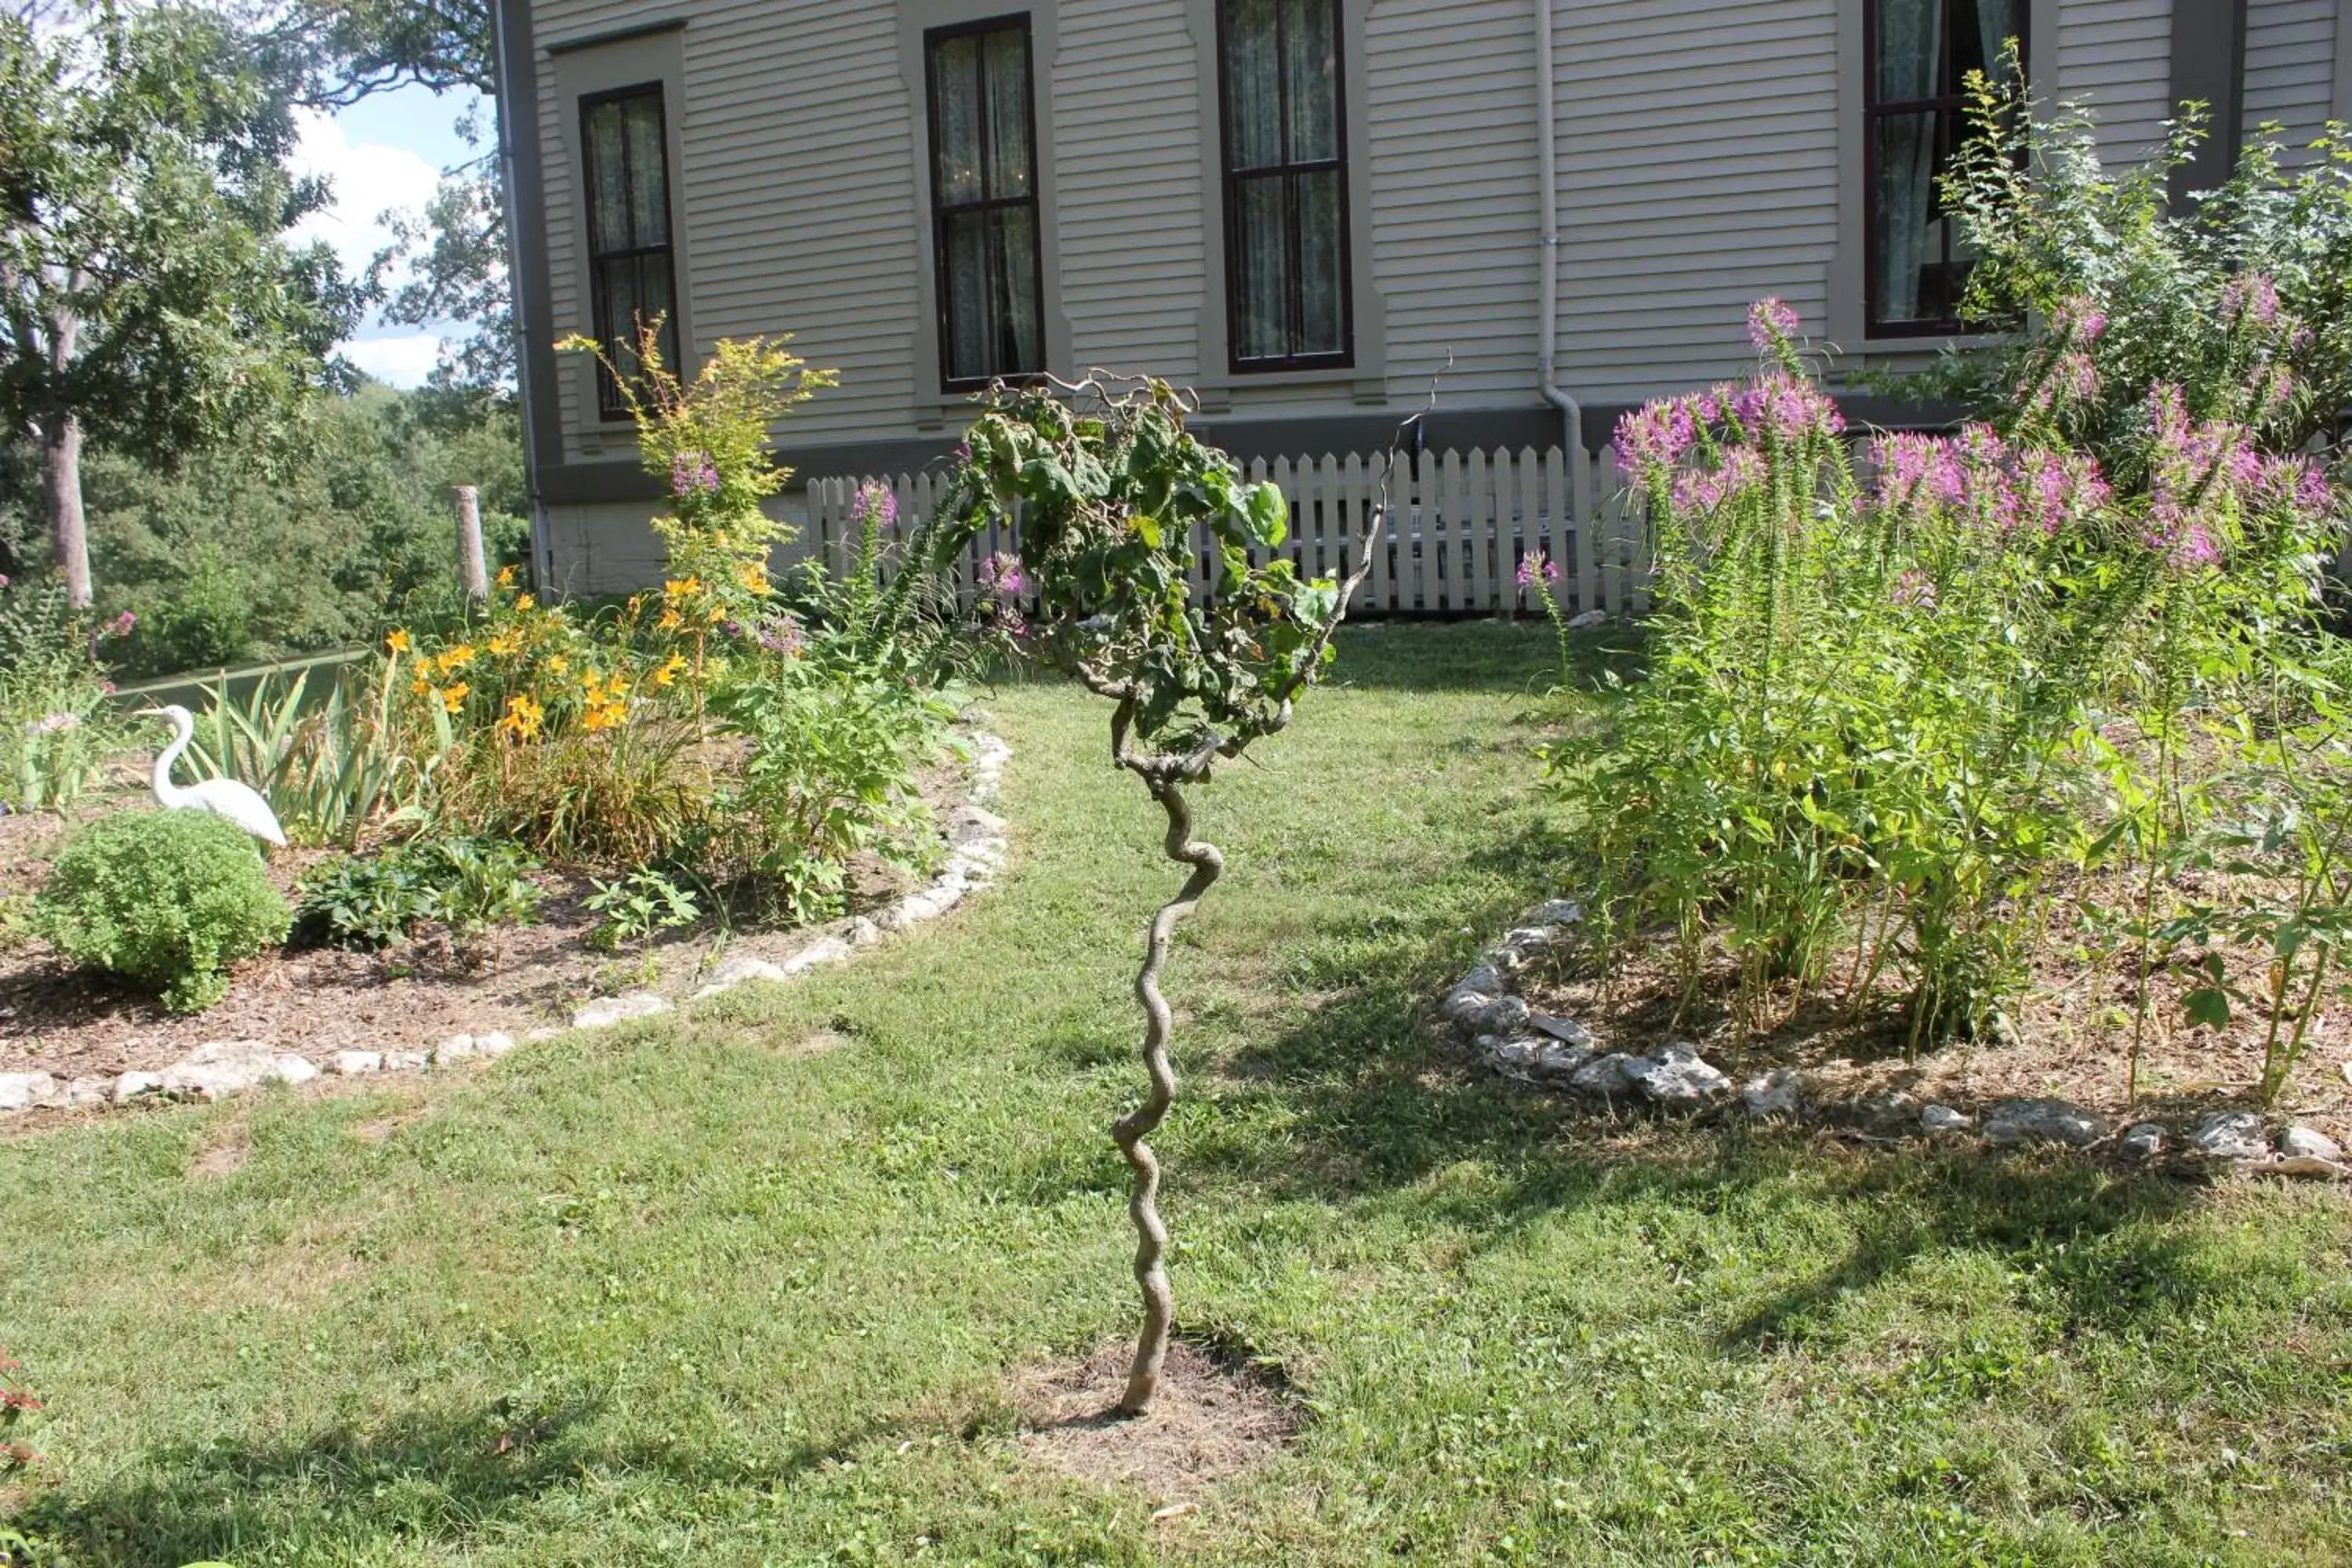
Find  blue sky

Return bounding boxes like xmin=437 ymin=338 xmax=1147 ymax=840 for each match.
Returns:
xmin=292 ymin=82 xmax=492 ymax=387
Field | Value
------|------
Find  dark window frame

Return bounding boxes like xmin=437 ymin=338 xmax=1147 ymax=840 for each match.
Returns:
xmin=1861 ymin=0 xmax=2027 ymax=339
xmin=924 ymin=13 xmax=1049 ymax=394
xmin=1215 ymin=0 xmax=1355 ymax=373
xmin=578 ymin=82 xmax=681 ymax=420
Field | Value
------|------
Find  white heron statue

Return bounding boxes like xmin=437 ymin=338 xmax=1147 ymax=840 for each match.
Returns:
xmin=138 ymin=703 xmax=288 ymax=848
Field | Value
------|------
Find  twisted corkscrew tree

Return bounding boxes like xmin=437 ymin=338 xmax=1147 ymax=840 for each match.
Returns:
xmin=938 ymin=376 xmax=1402 ymax=1415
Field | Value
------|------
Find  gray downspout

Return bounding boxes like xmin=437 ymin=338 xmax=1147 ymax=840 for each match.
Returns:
xmin=1534 ymin=0 xmax=1589 ymax=535
xmin=1534 ymin=0 xmax=1590 ymax=540
xmin=489 ymin=0 xmax=553 ymax=590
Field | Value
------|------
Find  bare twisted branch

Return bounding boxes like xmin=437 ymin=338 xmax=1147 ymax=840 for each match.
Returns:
xmin=1112 ymin=773 xmax=1222 ymax=1416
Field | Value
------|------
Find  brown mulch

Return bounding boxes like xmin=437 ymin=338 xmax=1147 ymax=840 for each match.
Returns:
xmin=0 ymin=756 xmax=970 ymax=1087
xmin=1011 ymin=1338 xmax=1300 ymax=1504
xmin=1527 ymin=880 xmax=2351 ymax=1141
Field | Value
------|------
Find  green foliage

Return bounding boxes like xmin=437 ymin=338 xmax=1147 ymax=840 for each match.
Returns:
xmin=34 ymin=809 xmax=291 ymax=1011
xmin=401 ymin=329 xmax=951 ymax=926
xmin=0 ymin=571 xmax=129 ymax=812
xmin=1574 ymin=292 xmax=2346 ymax=1058
xmin=708 ymin=655 xmax=949 ymax=926
xmin=938 ymin=377 xmax=1346 ymax=761
xmin=294 ymin=833 xmax=539 ymax=951
xmin=180 ymin=659 xmax=424 ymax=848
xmin=583 ymin=866 xmax=701 ymax=950
xmin=74 ymin=387 xmax=528 ymax=679
xmin=0 ymin=2 xmax=363 ymax=601
xmin=1911 ymin=67 xmax=2352 ymax=462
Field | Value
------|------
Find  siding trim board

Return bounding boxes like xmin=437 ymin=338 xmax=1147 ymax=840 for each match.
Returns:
xmin=2172 ymin=0 xmax=2252 ymax=197
xmin=532 ymin=390 xmax=1971 ymax=509
xmin=2338 ymin=0 xmax=2352 ymax=117
xmin=492 ymin=0 xmax=560 ymax=588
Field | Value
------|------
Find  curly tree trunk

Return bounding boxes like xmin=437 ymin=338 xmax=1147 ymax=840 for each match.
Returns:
xmin=1114 ymin=777 xmax=1223 ymax=1416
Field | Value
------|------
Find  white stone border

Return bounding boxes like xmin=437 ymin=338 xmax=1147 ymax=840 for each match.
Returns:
xmin=1441 ymin=898 xmax=2349 ymax=1180
xmin=0 ymin=731 xmax=1014 ymax=1122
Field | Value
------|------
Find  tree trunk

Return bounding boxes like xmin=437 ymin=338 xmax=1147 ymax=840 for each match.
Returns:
xmin=42 ymin=410 xmax=89 ymax=609
xmin=1114 ymin=777 xmax=1223 ymax=1417
xmin=455 ymin=484 xmax=488 ymax=606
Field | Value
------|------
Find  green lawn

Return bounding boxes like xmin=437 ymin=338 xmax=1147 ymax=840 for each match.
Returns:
xmin=5 ymin=622 xmax=2349 ymax=1566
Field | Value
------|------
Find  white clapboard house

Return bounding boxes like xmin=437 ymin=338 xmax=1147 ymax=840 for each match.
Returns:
xmin=492 ymin=0 xmax=2350 ymax=613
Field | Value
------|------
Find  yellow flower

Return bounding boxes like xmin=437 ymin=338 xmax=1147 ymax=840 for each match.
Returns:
xmin=496 ymin=565 xmax=517 ymax=589
xmin=438 ymin=644 xmax=475 ymax=672
xmin=488 ymin=633 xmax=518 ymax=658
xmin=706 ymin=604 xmax=725 ymax=623
xmin=658 ymin=608 xmax=684 ymax=632
xmin=547 ymin=654 xmax=568 ymax=675
xmin=410 ymin=676 xmax=430 ymax=696
xmin=441 ymin=681 xmax=470 ymax=714
xmin=662 ymin=575 xmax=703 ymax=601
xmin=736 ymin=563 xmax=770 ymax=596
xmin=497 ymin=692 xmax=544 ymax=741
xmin=386 ymin=628 xmax=412 ymax=654
xmin=514 ymin=593 xmax=535 ymax=612
xmin=652 ymin=652 xmax=688 ymax=688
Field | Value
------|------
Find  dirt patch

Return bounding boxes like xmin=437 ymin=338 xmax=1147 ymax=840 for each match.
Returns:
xmin=1526 ymin=878 xmax=2351 ymax=1140
xmin=188 ymin=1122 xmax=249 ymax=1178
xmin=1011 ymin=1338 xmax=1300 ymax=1504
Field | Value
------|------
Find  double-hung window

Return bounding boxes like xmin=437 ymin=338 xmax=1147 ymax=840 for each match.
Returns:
xmin=927 ymin=16 xmax=1046 ymax=390
xmin=580 ymin=84 xmax=680 ymax=418
xmin=1864 ymin=0 xmax=2025 ymax=336
xmin=1218 ymin=0 xmax=1351 ymax=370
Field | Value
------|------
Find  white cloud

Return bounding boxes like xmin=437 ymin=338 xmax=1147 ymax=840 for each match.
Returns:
xmin=343 ymin=332 xmax=449 ymax=389
xmin=286 ymin=107 xmax=445 ymax=285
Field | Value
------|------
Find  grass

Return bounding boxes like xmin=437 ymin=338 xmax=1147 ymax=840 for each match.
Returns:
xmin=3 ymin=620 xmax=2350 ymax=1566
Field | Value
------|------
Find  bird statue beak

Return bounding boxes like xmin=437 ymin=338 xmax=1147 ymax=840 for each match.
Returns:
xmin=135 ymin=706 xmax=166 ymax=717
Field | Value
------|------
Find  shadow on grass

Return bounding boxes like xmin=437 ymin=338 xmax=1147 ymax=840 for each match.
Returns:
xmin=17 ymin=1397 xmax=880 ymax=1568
xmin=1190 ymin=806 xmax=2212 ymax=1356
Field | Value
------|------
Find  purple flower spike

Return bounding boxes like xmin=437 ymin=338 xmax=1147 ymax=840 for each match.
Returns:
xmin=1747 ymin=297 xmax=1802 ymax=352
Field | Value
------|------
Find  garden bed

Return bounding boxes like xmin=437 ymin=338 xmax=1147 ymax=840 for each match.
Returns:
xmin=0 ymin=729 xmax=1008 ymax=1113
xmin=1446 ymin=891 xmax=2350 ymax=1167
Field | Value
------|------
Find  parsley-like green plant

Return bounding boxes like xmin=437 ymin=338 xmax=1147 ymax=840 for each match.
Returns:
xmin=36 ymin=809 xmax=291 ymax=1011
xmin=936 ymin=374 xmax=1406 ymax=1415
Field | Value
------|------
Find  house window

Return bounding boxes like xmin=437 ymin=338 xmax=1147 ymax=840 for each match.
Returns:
xmin=927 ymin=16 xmax=1045 ymax=390
xmin=1218 ymin=0 xmax=1351 ymax=370
xmin=1864 ymin=0 xmax=2025 ymax=336
xmin=580 ymin=85 xmax=679 ymax=418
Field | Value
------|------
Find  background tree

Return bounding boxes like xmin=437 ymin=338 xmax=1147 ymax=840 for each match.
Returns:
xmin=253 ymin=0 xmax=511 ymax=392
xmin=938 ymin=377 xmax=1401 ymax=1416
xmin=0 ymin=2 xmax=359 ymax=607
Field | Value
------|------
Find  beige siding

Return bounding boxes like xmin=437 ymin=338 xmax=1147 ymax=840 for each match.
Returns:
xmin=1551 ymin=0 xmax=1839 ymax=402
xmin=2055 ymin=0 xmax=2176 ymax=166
xmin=1057 ymin=1 xmax=1208 ymax=380
xmin=2244 ymin=0 xmax=2338 ymax=163
xmin=1367 ymin=0 xmax=1541 ymax=405
xmin=526 ymin=0 xmax=2186 ymax=465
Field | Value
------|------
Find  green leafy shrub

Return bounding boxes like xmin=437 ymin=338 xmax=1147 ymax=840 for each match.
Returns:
xmin=36 ymin=810 xmax=291 ymax=1011
xmin=709 ymin=654 xmax=947 ymax=925
xmin=296 ymin=833 xmax=540 ymax=950
xmin=584 ymin=866 xmax=701 ymax=949
xmin=1 ymin=569 xmax=131 ymax=812
xmin=1570 ymin=283 xmax=2344 ymax=1064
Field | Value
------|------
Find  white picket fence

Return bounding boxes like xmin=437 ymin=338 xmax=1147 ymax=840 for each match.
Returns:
xmin=796 ymin=445 xmax=1653 ymax=619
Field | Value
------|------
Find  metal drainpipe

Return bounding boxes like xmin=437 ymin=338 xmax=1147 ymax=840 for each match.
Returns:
xmin=1534 ymin=0 xmax=1590 ymax=532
